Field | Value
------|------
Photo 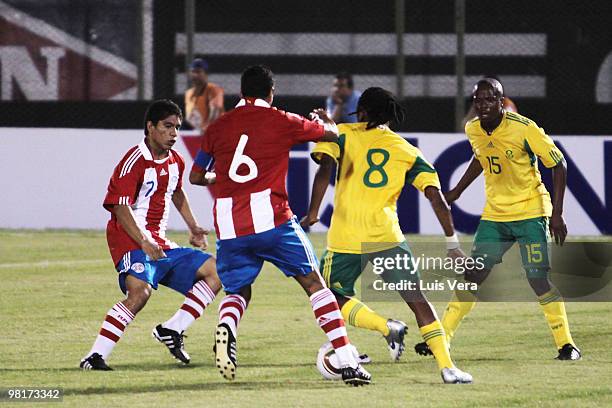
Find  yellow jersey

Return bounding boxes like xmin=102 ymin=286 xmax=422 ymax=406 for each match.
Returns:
xmin=312 ymin=123 xmax=440 ymax=254
xmin=465 ymin=111 xmax=564 ymax=222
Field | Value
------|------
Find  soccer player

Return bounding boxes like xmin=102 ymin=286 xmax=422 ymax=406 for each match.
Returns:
xmin=80 ymin=100 xmax=221 ymax=370
xmin=189 ymin=65 xmax=371 ymax=386
xmin=301 ymin=87 xmax=473 ymax=384
xmin=415 ymin=78 xmax=581 ymax=360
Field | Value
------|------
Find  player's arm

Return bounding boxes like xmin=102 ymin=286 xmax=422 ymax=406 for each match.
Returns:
xmin=424 ymin=186 xmax=464 ymax=258
xmin=445 ymin=157 xmax=483 ymax=204
xmin=189 ymin=149 xmax=216 ymax=186
xmin=301 ymin=154 xmax=335 ymax=228
xmin=525 ymin=124 xmax=567 ymax=245
xmin=310 ymin=108 xmax=339 ymax=142
xmin=549 ymin=160 xmax=567 ymax=245
xmin=406 ymin=152 xmax=465 ymax=258
xmin=111 ymin=205 xmax=166 ymax=260
xmin=172 ymin=187 xmax=209 ymax=250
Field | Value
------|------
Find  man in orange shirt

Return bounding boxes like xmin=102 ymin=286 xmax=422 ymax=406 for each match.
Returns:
xmin=184 ymin=59 xmax=225 ymax=134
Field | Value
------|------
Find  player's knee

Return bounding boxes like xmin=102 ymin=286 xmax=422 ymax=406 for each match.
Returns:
xmin=124 ymin=283 xmax=152 ymax=314
xmin=196 ymin=256 xmax=221 ymax=293
xmin=527 ymin=276 xmax=552 ymax=296
xmin=296 ymin=271 xmax=324 ymax=295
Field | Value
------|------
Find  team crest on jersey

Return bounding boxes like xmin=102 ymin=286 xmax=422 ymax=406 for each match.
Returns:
xmin=505 ymin=150 xmax=514 ymax=159
xmin=131 ymin=263 xmax=145 ymax=274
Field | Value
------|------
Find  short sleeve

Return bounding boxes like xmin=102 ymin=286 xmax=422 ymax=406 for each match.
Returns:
xmin=311 ymin=141 xmax=341 ymax=163
xmin=525 ymin=123 xmax=564 ymax=168
xmin=283 ymin=111 xmax=325 ymax=145
xmin=404 ymin=148 xmax=440 ymax=192
xmin=103 ymin=155 xmax=143 ymax=210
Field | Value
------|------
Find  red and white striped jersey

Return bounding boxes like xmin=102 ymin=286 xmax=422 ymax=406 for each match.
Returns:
xmin=104 ymin=141 xmax=185 ymax=265
xmin=200 ymin=98 xmax=325 ymax=240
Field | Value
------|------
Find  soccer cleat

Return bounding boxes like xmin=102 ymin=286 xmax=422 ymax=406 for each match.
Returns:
xmin=214 ymin=323 xmax=237 ymax=381
xmin=441 ymin=367 xmax=473 ymax=384
xmin=341 ymin=364 xmax=372 ymax=386
xmin=556 ymin=343 xmax=582 ymax=360
xmin=152 ymin=324 xmax=191 ymax=364
xmin=358 ymin=354 xmax=371 ymax=364
xmin=414 ymin=341 xmax=433 ymax=356
xmin=384 ymin=319 xmax=408 ymax=361
xmin=80 ymin=353 xmax=112 ymax=371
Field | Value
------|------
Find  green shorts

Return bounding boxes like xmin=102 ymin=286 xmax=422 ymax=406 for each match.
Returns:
xmin=472 ymin=216 xmax=550 ymax=278
xmin=320 ymin=242 xmax=420 ymax=297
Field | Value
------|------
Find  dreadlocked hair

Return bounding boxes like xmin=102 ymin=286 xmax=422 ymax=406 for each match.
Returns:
xmin=357 ymin=87 xmax=406 ymax=130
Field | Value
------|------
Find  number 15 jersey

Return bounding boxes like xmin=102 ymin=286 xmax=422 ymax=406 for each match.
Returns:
xmin=201 ymin=98 xmax=325 ymax=240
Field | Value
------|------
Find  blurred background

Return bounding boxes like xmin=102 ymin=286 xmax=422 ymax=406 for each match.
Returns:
xmin=1 ymin=0 xmax=612 ymax=132
xmin=1 ymin=0 xmax=610 ymax=234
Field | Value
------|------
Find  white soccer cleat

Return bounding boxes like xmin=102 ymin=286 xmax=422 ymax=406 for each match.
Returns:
xmin=441 ymin=367 xmax=473 ymax=384
xmin=384 ymin=319 xmax=408 ymax=361
xmin=214 ymin=323 xmax=237 ymax=381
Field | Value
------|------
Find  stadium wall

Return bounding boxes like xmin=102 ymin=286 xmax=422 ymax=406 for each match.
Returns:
xmin=2 ymin=129 xmax=610 ymax=235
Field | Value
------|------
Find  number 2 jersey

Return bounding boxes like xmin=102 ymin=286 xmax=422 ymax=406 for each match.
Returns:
xmin=465 ymin=111 xmax=564 ymax=222
xmin=104 ymin=141 xmax=185 ymax=266
xmin=312 ymin=123 xmax=440 ymax=254
xmin=200 ymin=98 xmax=325 ymax=240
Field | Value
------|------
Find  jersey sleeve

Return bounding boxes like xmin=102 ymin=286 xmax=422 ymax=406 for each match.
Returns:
xmin=525 ymin=123 xmax=564 ymax=168
xmin=311 ymin=141 xmax=341 ymax=163
xmin=404 ymin=147 xmax=441 ymax=192
xmin=282 ymin=111 xmax=325 ymax=145
xmin=103 ymin=153 xmax=143 ymax=211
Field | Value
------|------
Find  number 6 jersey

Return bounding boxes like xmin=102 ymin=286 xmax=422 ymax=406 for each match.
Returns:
xmin=104 ymin=141 xmax=184 ymax=265
xmin=200 ymin=98 xmax=325 ymax=240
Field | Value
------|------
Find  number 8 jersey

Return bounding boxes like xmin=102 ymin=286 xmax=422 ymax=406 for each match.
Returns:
xmin=312 ymin=123 xmax=440 ymax=254
xmin=200 ymin=98 xmax=325 ymax=240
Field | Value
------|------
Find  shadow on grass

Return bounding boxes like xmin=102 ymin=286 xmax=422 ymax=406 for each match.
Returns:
xmin=63 ymin=380 xmax=339 ymax=396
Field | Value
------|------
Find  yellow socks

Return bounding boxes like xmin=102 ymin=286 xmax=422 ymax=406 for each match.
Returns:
xmin=341 ymin=298 xmax=389 ymax=336
xmin=441 ymin=291 xmax=477 ymax=344
xmin=419 ymin=320 xmax=454 ymax=370
xmin=538 ymin=289 xmax=575 ymax=349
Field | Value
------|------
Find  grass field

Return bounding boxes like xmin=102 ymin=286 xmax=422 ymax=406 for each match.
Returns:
xmin=1 ymin=230 xmax=611 ymax=407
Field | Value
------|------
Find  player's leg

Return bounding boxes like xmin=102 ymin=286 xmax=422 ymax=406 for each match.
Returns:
xmin=517 ymin=217 xmax=581 ymax=360
xmin=263 ymin=217 xmax=370 ymax=385
xmin=153 ymin=249 xmax=220 ymax=364
xmin=440 ymin=220 xmax=513 ymax=345
xmin=321 ymin=249 xmax=407 ymax=360
xmin=80 ymin=273 xmax=152 ymax=370
xmin=213 ymin=235 xmax=261 ymax=380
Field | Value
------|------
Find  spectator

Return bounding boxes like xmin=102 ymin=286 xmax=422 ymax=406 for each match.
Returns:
xmin=184 ymin=58 xmax=225 ymax=134
xmin=326 ymin=72 xmax=361 ymax=124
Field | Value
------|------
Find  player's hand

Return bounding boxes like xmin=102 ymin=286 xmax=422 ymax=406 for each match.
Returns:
xmin=549 ymin=213 xmax=567 ymax=246
xmin=310 ymin=108 xmax=334 ymax=125
xmin=141 ymin=238 xmax=166 ymax=261
xmin=189 ymin=226 xmax=209 ymax=250
xmin=331 ymin=92 xmax=343 ymax=105
xmin=447 ymin=247 xmax=467 ymax=260
xmin=444 ymin=189 xmax=460 ymax=205
xmin=204 ymin=172 xmax=216 ymax=185
xmin=300 ymin=214 xmax=320 ymax=229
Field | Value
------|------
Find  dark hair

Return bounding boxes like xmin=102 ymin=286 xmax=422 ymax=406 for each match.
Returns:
xmin=475 ymin=78 xmax=504 ymax=98
xmin=335 ymin=72 xmax=354 ymax=89
xmin=357 ymin=87 xmax=406 ymax=129
xmin=144 ymin=99 xmax=182 ymax=135
xmin=241 ymin=65 xmax=274 ymax=99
